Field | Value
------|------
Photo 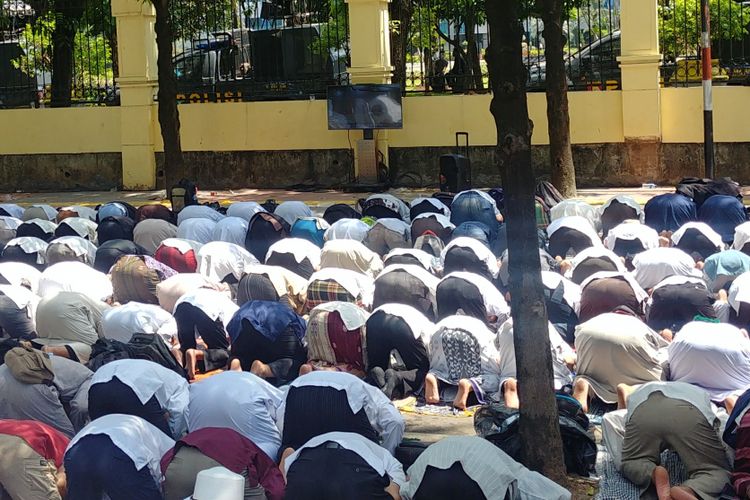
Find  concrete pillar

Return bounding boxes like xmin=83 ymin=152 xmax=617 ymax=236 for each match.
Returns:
xmin=618 ymin=0 xmax=663 ymax=180
xmin=345 ymin=0 xmax=393 ymax=183
xmin=111 ymin=0 xmax=159 ymax=190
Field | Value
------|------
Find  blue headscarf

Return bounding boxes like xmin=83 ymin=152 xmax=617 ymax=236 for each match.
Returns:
xmin=226 ymin=300 xmax=306 ymax=343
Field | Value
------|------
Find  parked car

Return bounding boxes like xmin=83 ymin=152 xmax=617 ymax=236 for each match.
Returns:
xmin=526 ymin=30 xmax=621 ymax=91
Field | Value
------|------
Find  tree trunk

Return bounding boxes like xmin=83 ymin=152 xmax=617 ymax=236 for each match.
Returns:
xmin=485 ymin=0 xmax=568 ymax=485
xmin=464 ymin=17 xmax=484 ymax=90
xmin=50 ymin=0 xmax=85 ymax=107
xmin=389 ymin=0 xmax=411 ymax=90
xmin=540 ymin=0 xmax=576 ymax=197
xmin=153 ymin=0 xmax=184 ymax=192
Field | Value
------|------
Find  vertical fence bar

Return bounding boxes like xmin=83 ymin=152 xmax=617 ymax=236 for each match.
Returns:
xmin=700 ymin=0 xmax=714 ymax=178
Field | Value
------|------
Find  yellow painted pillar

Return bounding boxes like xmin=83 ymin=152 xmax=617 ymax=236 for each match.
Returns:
xmin=345 ymin=0 xmax=393 ymax=183
xmin=111 ymin=0 xmax=159 ymax=190
xmin=618 ymin=0 xmax=663 ymax=179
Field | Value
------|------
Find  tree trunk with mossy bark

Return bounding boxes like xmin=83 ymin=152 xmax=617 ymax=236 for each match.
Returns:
xmin=485 ymin=0 xmax=568 ymax=485
xmin=153 ymin=0 xmax=184 ymax=192
xmin=540 ymin=0 xmax=576 ymax=197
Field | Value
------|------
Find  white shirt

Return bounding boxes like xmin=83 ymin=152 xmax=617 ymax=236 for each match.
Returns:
xmin=0 ymin=262 xmax=41 ymax=293
xmin=48 ymin=236 xmax=97 ymax=262
xmin=669 ymin=321 xmax=750 ymax=401
xmin=177 ymin=205 xmax=226 ymax=225
xmin=733 ymin=221 xmax=750 ymax=252
xmin=551 ymin=200 xmax=600 ymax=232
xmin=541 ymin=271 xmax=582 ymax=314
xmin=266 ymin=238 xmax=322 ymax=270
xmin=242 ymin=264 xmax=308 ymax=302
xmin=672 ymin=222 xmax=725 ymax=251
xmin=632 ymin=247 xmax=702 ymax=290
xmin=174 ymin=288 xmax=239 ymax=325
xmin=729 ymin=271 xmax=750 ymax=313
xmin=604 ymin=222 xmax=659 ymax=251
xmin=441 ymin=237 xmax=500 ymax=278
xmin=188 ymin=371 xmax=283 ymax=459
xmin=62 ymin=205 xmax=97 ymax=221
xmin=90 ymin=359 xmax=189 ymax=437
xmin=67 ymin=414 xmax=175 ymax=485
xmin=278 ymin=371 xmax=405 ymax=454
xmin=370 ymin=303 xmax=434 ymax=345
xmin=197 ymin=241 xmax=258 ymax=282
xmin=440 ymin=271 xmax=510 ymax=318
xmin=226 ymin=202 xmax=267 ymax=221
xmin=177 ymin=218 xmax=217 ymax=244
xmin=401 ymin=436 xmax=571 ymax=500
xmin=101 ymin=302 xmax=178 ymax=345
xmin=38 ymin=261 xmax=113 ymax=301
xmin=212 ymin=217 xmax=249 ymax=246
xmin=546 ymin=215 xmax=602 ymax=248
xmin=274 ymin=201 xmax=313 ymax=226
xmin=283 ymin=431 xmax=406 ymax=486
xmin=324 ymin=219 xmax=370 ymax=242
xmin=428 ymin=316 xmax=502 ymax=395
xmin=320 ymin=239 xmax=384 ymax=278
xmin=495 ymin=319 xmax=575 ymax=390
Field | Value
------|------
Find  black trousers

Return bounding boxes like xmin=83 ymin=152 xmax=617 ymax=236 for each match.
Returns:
xmin=366 ymin=311 xmax=428 ymax=374
xmin=65 ymin=434 xmax=162 ymax=500
xmin=230 ymin=321 xmax=306 ymax=385
xmin=281 ymin=386 xmax=379 ymax=451
xmin=265 ymin=253 xmax=314 ymax=280
xmin=436 ymin=276 xmax=486 ymax=323
xmin=286 ymin=445 xmax=391 ymax=500
xmin=373 ymin=270 xmax=434 ymax=320
xmin=174 ymin=302 xmax=229 ymax=352
xmin=411 ymin=462 xmax=487 ymax=500
xmin=88 ymin=377 xmax=173 ymax=438
xmin=548 ymin=227 xmax=593 ymax=259
xmin=648 ymin=283 xmax=716 ymax=331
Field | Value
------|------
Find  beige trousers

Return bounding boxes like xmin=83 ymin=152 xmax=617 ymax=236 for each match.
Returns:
xmin=0 ymin=434 xmax=60 ymax=500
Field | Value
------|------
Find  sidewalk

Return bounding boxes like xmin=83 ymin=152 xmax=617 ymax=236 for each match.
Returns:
xmin=0 ymin=186 xmax=682 ymax=209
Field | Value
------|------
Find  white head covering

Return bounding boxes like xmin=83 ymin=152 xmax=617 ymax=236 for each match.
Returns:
xmin=546 ymin=215 xmax=602 ymax=248
xmin=226 ymin=202 xmax=267 ymax=221
xmin=363 ymin=193 xmax=410 ymax=222
xmin=603 ymin=221 xmax=660 ymax=252
xmin=60 ymin=205 xmax=97 ymax=221
xmin=384 ymin=248 xmax=438 ymax=272
xmin=411 ymin=212 xmax=455 ymax=231
xmin=310 ymin=301 xmax=369 ymax=331
xmin=211 ymin=217 xmax=249 ymax=246
xmin=632 ymin=247 xmax=702 ymax=290
xmin=0 ymin=204 xmax=24 ymax=219
xmin=370 ymin=303 xmax=434 ymax=345
xmin=47 ymin=236 xmax=97 ymax=265
xmin=441 ymin=237 xmax=500 ymax=279
xmin=729 ymin=271 xmax=750 ymax=314
xmin=0 ymin=216 xmax=22 ymax=245
xmin=672 ymin=222 xmax=725 ymax=251
xmin=23 ymin=205 xmax=58 ymax=221
xmin=274 ymin=201 xmax=312 ymax=226
xmin=4 ymin=237 xmax=48 ymax=264
xmin=177 ymin=218 xmax=217 ymax=245
xmin=266 ymin=238 xmax=322 ymax=270
xmin=599 ymin=195 xmax=643 ymax=220
xmin=441 ymin=271 xmax=510 ymax=319
xmin=197 ymin=241 xmax=259 ymax=283
xmin=38 ymin=261 xmax=113 ymax=301
xmin=551 ymin=200 xmax=600 ymax=231
xmin=566 ymin=246 xmax=627 ymax=279
xmin=320 ymin=239 xmax=384 ymax=279
xmin=0 ymin=261 xmax=42 ymax=293
xmin=58 ymin=217 xmax=98 ymax=242
xmin=157 ymin=238 xmax=203 ymax=255
xmin=324 ymin=219 xmax=370 ymax=242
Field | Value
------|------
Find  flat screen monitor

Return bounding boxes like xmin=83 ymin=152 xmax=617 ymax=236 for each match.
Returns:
xmin=327 ymin=84 xmax=403 ymax=130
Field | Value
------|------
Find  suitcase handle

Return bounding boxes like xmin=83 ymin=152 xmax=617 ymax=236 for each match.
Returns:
xmin=456 ymin=132 xmax=469 ymax=158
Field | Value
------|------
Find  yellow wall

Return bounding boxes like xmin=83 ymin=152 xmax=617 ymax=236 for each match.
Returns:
xmin=0 ymin=87 xmax=748 ymax=156
xmin=0 ymin=107 xmax=121 ymax=155
xmin=661 ymin=86 xmax=750 ymax=143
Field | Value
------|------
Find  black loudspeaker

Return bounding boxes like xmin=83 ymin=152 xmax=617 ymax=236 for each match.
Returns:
xmin=439 ymin=132 xmax=471 ymax=192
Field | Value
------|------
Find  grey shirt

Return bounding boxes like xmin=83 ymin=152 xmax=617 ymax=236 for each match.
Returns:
xmin=0 ymin=356 xmax=92 ymax=437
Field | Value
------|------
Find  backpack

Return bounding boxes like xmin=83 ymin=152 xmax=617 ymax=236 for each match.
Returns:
xmin=676 ymin=177 xmax=741 ymax=208
xmin=4 ymin=346 xmax=54 ymax=385
xmin=169 ymin=179 xmax=198 ymax=214
xmin=474 ymin=394 xmax=597 ymax=476
xmin=86 ymin=338 xmax=131 ymax=372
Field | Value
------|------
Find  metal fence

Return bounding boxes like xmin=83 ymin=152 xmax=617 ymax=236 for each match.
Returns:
xmin=389 ymin=0 xmax=621 ymax=94
xmin=170 ymin=0 xmax=350 ymax=103
xmin=659 ymin=0 xmax=750 ymax=86
xmin=0 ymin=0 xmax=118 ymax=108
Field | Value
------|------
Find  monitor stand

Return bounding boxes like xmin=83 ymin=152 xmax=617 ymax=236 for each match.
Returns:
xmin=353 ymin=128 xmax=381 ymax=187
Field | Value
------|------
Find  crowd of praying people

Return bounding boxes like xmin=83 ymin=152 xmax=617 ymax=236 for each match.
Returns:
xmin=2 ymin=183 xmax=750 ymax=499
